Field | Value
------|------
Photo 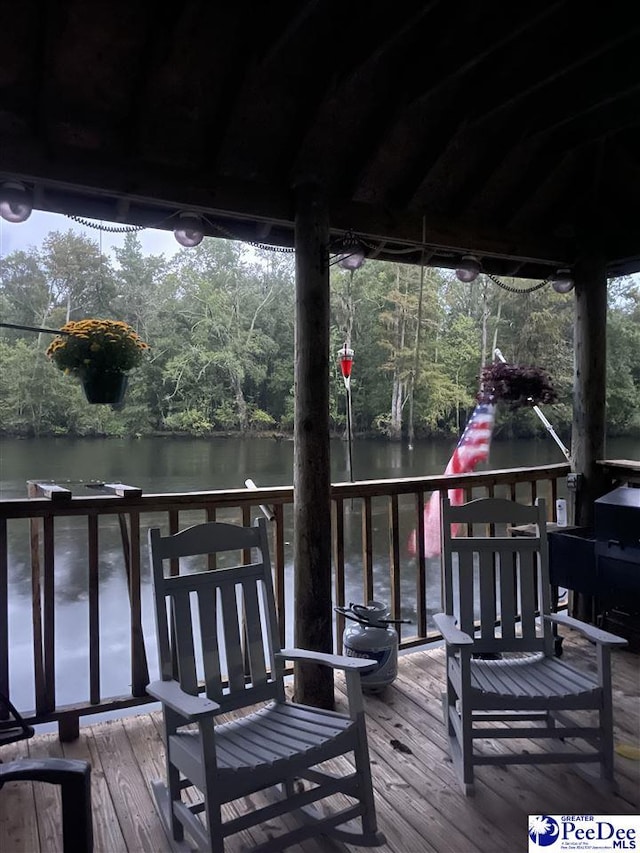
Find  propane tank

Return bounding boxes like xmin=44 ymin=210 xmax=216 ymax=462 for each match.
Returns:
xmin=335 ymin=601 xmax=409 ymax=694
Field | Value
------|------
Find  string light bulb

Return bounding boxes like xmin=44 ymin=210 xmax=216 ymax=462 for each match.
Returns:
xmin=551 ymin=268 xmax=574 ymax=294
xmin=337 ymin=245 xmax=365 ymax=271
xmin=455 ymin=255 xmax=481 ymax=283
xmin=174 ymin=211 xmax=204 ymax=247
xmin=331 ymin=231 xmax=366 ymax=271
xmin=0 ymin=182 xmax=33 ymax=223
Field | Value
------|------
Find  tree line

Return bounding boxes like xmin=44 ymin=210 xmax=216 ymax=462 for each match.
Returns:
xmin=1 ymin=229 xmax=638 ymax=440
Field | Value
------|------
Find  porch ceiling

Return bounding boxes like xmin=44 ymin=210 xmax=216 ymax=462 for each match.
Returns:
xmin=1 ymin=1 xmax=640 ymax=278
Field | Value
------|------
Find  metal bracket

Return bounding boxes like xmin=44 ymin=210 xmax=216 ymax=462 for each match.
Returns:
xmin=567 ymin=473 xmax=583 ymax=491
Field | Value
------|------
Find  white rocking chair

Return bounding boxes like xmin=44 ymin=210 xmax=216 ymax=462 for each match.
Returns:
xmin=147 ymin=517 xmax=384 ymax=852
xmin=433 ymin=496 xmax=627 ymax=796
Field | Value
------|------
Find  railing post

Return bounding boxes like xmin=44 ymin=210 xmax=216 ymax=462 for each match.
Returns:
xmin=332 ymin=498 xmax=346 ymax=653
xmin=59 ymin=714 xmax=80 ymax=742
xmin=117 ymin=511 xmax=149 ymax=696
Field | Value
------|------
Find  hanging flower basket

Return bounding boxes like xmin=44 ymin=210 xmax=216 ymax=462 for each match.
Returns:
xmin=479 ymin=361 xmax=557 ymax=407
xmin=78 ymin=369 xmax=129 ymax=405
xmin=46 ymin=319 xmax=149 ymax=405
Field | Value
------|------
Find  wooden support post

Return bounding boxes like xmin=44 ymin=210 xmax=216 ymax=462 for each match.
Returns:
xmin=293 ymin=179 xmax=334 ymax=709
xmin=570 ymin=252 xmax=608 ymax=622
xmin=570 ymin=252 xmax=608 ymax=528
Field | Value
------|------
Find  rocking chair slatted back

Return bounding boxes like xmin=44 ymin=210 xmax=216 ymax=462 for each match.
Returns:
xmin=442 ymin=497 xmax=553 ymax=656
xmin=149 ymin=519 xmax=284 ymax=714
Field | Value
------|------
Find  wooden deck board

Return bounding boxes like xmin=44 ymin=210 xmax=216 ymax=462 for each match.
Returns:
xmin=26 ymin=731 xmax=64 ymax=853
xmin=0 ymin=739 xmax=39 ymax=853
xmin=1 ymin=632 xmax=638 ymax=853
xmin=60 ymin=717 xmax=129 ymax=853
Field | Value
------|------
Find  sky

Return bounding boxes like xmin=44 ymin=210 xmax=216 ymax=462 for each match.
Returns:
xmin=0 ymin=209 xmax=181 ymax=262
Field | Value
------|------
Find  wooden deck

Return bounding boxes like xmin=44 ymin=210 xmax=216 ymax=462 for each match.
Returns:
xmin=1 ymin=632 xmax=638 ymax=853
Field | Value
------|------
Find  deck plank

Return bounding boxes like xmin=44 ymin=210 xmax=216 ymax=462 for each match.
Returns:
xmin=90 ymin=717 xmax=173 ymax=853
xmin=0 ymin=739 xmax=39 ymax=853
xmin=337 ymin=683 xmax=518 ymax=852
xmin=146 ymin=709 xmax=316 ymax=852
xmin=399 ymin=644 xmax=638 ymax=814
xmin=1 ymin=637 xmax=637 ymax=853
xmin=60 ymin=720 xmax=128 ymax=853
xmin=26 ymin=730 xmax=64 ymax=853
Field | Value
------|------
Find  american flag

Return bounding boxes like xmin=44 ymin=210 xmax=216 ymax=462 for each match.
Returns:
xmin=408 ymin=401 xmax=496 ymax=558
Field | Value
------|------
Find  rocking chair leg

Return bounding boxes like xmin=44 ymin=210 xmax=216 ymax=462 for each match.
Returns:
xmin=167 ymin=762 xmax=184 ymax=842
xmin=598 ymin=646 xmax=616 ymax=784
xmin=460 ymin=707 xmax=474 ymax=794
xmin=164 ymin=711 xmax=185 ymax=843
xmin=353 ymin=729 xmax=380 ymax=837
xmin=600 ymin=704 xmax=615 ymax=783
xmin=196 ymin=724 xmax=223 ymax=853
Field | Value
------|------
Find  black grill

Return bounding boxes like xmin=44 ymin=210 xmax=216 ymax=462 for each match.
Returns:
xmin=548 ymin=486 xmax=640 ymax=647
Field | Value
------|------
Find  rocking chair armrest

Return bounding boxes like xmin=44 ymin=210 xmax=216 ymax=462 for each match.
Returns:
xmin=277 ymin=648 xmax=376 ymax=673
xmin=545 ymin=613 xmax=628 ymax=647
xmin=146 ymin=680 xmax=220 ymax=720
xmin=433 ymin=613 xmax=474 ymax=647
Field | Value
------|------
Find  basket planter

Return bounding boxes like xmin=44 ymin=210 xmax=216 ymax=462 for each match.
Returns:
xmin=79 ymin=370 xmax=128 ymax=405
xmin=46 ymin=319 xmax=149 ymax=405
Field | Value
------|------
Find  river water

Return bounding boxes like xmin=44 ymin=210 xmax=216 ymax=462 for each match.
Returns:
xmin=1 ymin=434 xmax=637 ymax=715
xmin=3 ymin=433 xmax=619 ymax=499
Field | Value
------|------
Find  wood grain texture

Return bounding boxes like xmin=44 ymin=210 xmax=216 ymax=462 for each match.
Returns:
xmin=1 ymin=629 xmax=636 ymax=853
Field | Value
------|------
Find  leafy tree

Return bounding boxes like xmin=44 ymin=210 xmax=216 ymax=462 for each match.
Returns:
xmin=40 ymin=231 xmax=117 ymax=325
xmin=1 ymin=226 xmax=638 ymax=443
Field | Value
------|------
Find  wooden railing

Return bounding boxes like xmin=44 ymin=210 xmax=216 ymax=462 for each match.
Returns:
xmin=0 ymin=463 xmax=570 ymax=737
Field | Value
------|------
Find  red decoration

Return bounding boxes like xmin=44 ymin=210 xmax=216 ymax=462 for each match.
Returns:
xmin=339 ymin=345 xmax=354 ymax=381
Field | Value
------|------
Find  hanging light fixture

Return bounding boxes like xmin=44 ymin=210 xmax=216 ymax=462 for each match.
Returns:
xmin=337 ymin=245 xmax=365 ymax=271
xmin=329 ymin=231 xmax=366 ymax=271
xmin=0 ymin=182 xmax=33 ymax=223
xmin=173 ymin=211 xmax=205 ymax=247
xmin=455 ymin=254 xmax=481 ymax=283
xmin=550 ymin=267 xmax=574 ymax=294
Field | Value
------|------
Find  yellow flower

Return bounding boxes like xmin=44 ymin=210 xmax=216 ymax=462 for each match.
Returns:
xmin=46 ymin=318 xmax=150 ymax=375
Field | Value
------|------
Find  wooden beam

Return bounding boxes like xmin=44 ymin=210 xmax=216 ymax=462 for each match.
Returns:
xmin=441 ymin=65 xmax=640 ymax=220
xmin=0 ymin=144 xmax=576 ymax=265
xmin=120 ymin=5 xmax=189 ymax=164
xmin=339 ymin=1 xmax=565 ymax=201
xmin=258 ymin=0 xmax=321 ymax=67
xmin=388 ymin=105 xmax=468 ymax=210
xmin=293 ymin=180 xmax=333 ymax=709
xmin=497 ymin=90 xmax=640 ymax=229
xmin=434 ymin=117 xmax=522 ymax=218
xmin=528 ymin=80 xmax=640 ymax=142
xmin=467 ymin=24 xmax=640 ymax=130
xmin=282 ymin=1 xmax=442 ymax=180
